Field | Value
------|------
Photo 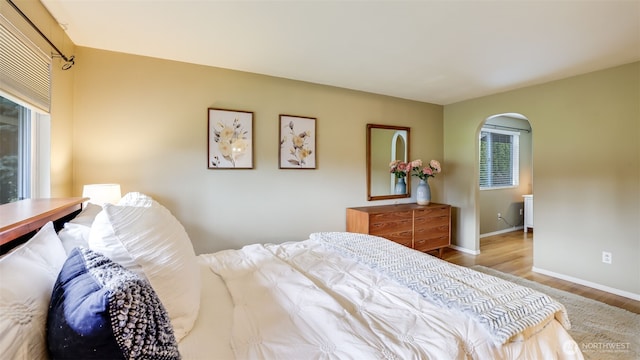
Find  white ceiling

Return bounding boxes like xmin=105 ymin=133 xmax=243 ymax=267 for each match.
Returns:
xmin=41 ymin=0 xmax=640 ymax=105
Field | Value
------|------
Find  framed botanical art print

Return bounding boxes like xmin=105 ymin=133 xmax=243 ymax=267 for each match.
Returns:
xmin=208 ymin=108 xmax=253 ymax=169
xmin=279 ymin=114 xmax=317 ymax=169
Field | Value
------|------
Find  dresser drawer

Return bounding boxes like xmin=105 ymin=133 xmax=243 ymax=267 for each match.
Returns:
xmin=414 ymin=214 xmax=449 ymax=231
xmin=414 ymin=224 xmax=449 ymax=240
xmin=369 ymin=210 xmax=413 ymax=223
xmin=414 ymin=207 xmax=449 ymax=219
xmin=369 ymin=218 xmax=412 ymax=235
xmin=414 ymin=235 xmax=449 ymax=252
xmin=368 ymin=212 xmax=412 ymax=247
xmin=373 ymin=231 xmax=413 ymax=248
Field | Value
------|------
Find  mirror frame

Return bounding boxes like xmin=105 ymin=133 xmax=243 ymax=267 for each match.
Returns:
xmin=366 ymin=124 xmax=411 ymax=201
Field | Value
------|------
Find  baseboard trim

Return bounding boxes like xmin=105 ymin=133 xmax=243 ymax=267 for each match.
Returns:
xmin=449 ymin=244 xmax=481 ymax=255
xmin=532 ymin=266 xmax=640 ymax=301
xmin=480 ymin=226 xmax=524 ymax=238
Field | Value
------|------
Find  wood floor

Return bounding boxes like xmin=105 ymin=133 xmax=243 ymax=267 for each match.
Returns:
xmin=441 ymin=230 xmax=640 ymax=314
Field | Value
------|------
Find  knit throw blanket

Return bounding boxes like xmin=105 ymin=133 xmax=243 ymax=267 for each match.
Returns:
xmin=311 ymin=232 xmax=571 ymax=345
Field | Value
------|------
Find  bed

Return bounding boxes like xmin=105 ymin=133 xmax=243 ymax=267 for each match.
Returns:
xmin=0 ymin=193 xmax=584 ymax=359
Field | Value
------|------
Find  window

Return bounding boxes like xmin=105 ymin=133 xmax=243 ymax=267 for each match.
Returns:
xmin=0 ymin=94 xmax=50 ymax=204
xmin=1 ymin=95 xmax=30 ymax=203
xmin=1 ymin=11 xmax=52 ymax=204
xmin=479 ymin=128 xmax=519 ymax=189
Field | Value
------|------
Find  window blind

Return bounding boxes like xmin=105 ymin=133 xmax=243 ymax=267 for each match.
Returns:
xmin=479 ymin=128 xmax=519 ymax=188
xmin=0 ymin=14 xmax=51 ymax=112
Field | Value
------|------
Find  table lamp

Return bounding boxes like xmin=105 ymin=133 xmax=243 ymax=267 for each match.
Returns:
xmin=82 ymin=184 xmax=122 ymax=206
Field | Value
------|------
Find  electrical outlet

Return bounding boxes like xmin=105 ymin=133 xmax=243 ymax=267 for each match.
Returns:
xmin=497 ymin=213 xmax=501 ymax=220
xmin=519 ymin=208 xmax=523 ymax=216
xmin=602 ymin=251 xmax=612 ymax=264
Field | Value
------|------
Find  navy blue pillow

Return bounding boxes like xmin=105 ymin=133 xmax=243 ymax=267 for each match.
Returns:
xmin=47 ymin=247 xmax=180 ymax=359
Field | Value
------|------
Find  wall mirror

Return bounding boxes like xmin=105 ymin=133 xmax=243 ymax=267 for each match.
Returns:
xmin=367 ymin=124 xmax=411 ymax=200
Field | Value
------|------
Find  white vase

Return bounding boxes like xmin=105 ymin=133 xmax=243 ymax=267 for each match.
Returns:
xmin=394 ymin=177 xmax=407 ymax=194
xmin=416 ymin=179 xmax=431 ymax=205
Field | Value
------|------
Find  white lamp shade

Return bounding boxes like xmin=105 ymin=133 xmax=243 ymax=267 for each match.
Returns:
xmin=82 ymin=184 xmax=122 ymax=206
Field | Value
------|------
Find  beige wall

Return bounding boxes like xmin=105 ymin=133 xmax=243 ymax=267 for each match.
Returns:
xmin=50 ymin=56 xmax=75 ymax=197
xmin=71 ymin=47 xmax=443 ymax=254
xmin=444 ymin=62 xmax=640 ymax=295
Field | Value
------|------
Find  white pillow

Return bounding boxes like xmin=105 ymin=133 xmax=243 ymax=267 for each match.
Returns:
xmin=117 ymin=191 xmax=154 ymax=207
xmin=57 ymin=203 xmax=103 ymax=255
xmin=58 ymin=223 xmax=91 ymax=255
xmin=70 ymin=202 xmax=102 ymax=227
xmin=88 ymin=198 xmax=201 ymax=341
xmin=0 ymin=222 xmax=67 ymax=360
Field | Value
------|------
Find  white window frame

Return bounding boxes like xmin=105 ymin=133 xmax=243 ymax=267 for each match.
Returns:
xmin=32 ymin=111 xmax=50 ymax=198
xmin=479 ymin=127 xmax=520 ymax=190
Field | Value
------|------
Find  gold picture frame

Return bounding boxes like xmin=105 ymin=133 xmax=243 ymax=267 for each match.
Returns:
xmin=208 ymin=108 xmax=254 ymax=169
xmin=279 ymin=114 xmax=317 ymax=169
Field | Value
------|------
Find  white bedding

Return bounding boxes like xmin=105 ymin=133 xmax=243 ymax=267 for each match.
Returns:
xmin=185 ymin=236 xmax=583 ymax=360
xmin=177 ymin=257 xmax=235 ymax=359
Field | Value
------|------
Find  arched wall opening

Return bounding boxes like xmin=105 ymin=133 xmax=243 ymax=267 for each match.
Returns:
xmin=476 ymin=112 xmax=533 ymax=242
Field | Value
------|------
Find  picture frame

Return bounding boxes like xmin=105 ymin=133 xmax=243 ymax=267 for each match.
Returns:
xmin=208 ymin=108 xmax=254 ymax=169
xmin=279 ymin=114 xmax=317 ymax=169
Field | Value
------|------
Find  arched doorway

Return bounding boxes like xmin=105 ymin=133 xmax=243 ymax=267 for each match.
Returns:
xmin=477 ymin=113 xmax=533 ymax=239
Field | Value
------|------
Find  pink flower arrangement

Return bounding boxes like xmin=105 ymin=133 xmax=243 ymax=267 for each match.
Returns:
xmin=411 ymin=159 xmax=442 ymax=181
xmin=389 ymin=160 xmax=410 ymax=178
xmin=391 ymin=159 xmax=442 ymax=180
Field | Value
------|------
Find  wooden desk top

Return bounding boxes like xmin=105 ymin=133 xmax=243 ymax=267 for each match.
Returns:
xmin=0 ymin=197 xmax=88 ymax=246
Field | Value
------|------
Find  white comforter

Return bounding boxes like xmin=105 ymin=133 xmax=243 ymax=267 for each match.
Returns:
xmin=200 ymin=236 xmax=582 ymax=359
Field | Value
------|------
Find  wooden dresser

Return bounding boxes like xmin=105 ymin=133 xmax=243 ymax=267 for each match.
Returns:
xmin=346 ymin=203 xmax=451 ymax=257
